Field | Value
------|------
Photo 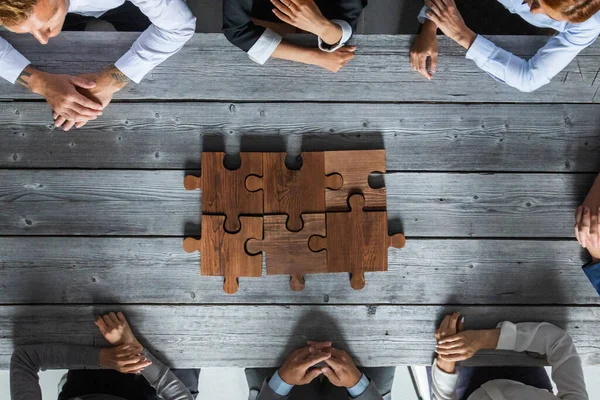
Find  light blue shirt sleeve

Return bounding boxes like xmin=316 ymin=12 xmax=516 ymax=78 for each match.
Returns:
xmin=465 ymin=28 xmax=599 ymax=93
xmin=347 ymin=373 xmax=369 ymax=398
xmin=268 ymin=371 xmax=294 ymax=396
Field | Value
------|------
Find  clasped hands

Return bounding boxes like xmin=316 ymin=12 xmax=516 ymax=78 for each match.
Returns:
xmin=278 ymin=341 xmax=363 ymax=389
xmin=27 ymin=65 xmax=128 ymax=131
xmin=96 ymin=311 xmax=152 ymax=374
xmin=434 ymin=313 xmax=500 ymax=373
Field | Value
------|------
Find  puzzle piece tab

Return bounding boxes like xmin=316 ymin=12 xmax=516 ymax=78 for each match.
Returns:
xmin=183 ymin=215 xmax=263 ymax=294
xmin=184 ymin=152 xmax=263 ymax=233
xmin=309 ymin=194 xmax=405 ymax=290
xmin=246 ymin=213 xmax=327 ymax=291
xmin=324 ymin=150 xmax=387 ymax=212
xmin=245 ymin=152 xmax=341 ymax=232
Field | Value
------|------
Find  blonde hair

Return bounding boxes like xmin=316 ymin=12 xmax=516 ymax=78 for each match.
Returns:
xmin=0 ymin=0 xmax=38 ymax=26
xmin=544 ymin=0 xmax=600 ymax=23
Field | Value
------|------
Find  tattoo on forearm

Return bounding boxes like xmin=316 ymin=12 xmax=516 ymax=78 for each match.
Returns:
xmin=109 ymin=66 xmax=130 ymax=84
xmin=16 ymin=70 xmax=32 ymax=87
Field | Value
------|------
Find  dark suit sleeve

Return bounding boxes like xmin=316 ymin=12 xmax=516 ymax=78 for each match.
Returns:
xmin=222 ymin=0 xmax=268 ymax=51
xmin=256 ymin=378 xmax=289 ymax=400
xmin=328 ymin=0 xmax=368 ymax=30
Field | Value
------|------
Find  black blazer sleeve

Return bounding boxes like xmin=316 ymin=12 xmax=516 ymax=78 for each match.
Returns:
xmin=223 ymin=0 xmax=268 ymax=51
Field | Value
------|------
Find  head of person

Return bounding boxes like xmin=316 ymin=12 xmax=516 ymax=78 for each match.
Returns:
xmin=0 ymin=0 xmax=68 ymax=44
xmin=526 ymin=0 xmax=600 ymax=22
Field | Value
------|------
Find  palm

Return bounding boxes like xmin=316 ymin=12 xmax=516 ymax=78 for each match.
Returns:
xmin=95 ymin=312 xmax=140 ymax=346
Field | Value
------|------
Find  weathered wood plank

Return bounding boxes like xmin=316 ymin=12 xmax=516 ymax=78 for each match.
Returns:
xmin=1 ymin=33 xmax=599 ymax=102
xmin=0 ymin=238 xmax=594 ymax=305
xmin=2 ymin=102 xmax=599 ymax=172
xmin=1 ymin=305 xmax=598 ymax=368
xmin=0 ymin=170 xmax=593 ymax=236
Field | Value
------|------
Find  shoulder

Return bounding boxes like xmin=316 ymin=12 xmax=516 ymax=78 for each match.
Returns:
xmin=564 ymin=14 xmax=600 ymax=46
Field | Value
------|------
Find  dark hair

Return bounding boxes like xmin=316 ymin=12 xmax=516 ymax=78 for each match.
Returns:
xmin=543 ymin=0 xmax=600 ymax=23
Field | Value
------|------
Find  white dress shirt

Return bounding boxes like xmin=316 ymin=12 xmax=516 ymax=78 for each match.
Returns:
xmin=0 ymin=0 xmax=196 ymax=84
xmin=247 ymin=19 xmax=353 ymax=64
xmin=431 ymin=321 xmax=589 ymax=400
xmin=419 ymin=0 xmax=600 ymax=92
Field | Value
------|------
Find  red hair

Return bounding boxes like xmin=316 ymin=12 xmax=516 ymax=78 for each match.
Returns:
xmin=543 ymin=0 xmax=600 ymax=23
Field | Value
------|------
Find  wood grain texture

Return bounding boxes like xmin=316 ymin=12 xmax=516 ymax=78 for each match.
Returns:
xmin=1 ymin=33 xmax=599 ymax=102
xmin=186 ymin=152 xmax=263 ymax=232
xmin=0 ymin=238 xmax=595 ymax=304
xmin=2 ymin=102 xmax=599 ymax=172
xmin=1 ymin=305 xmax=599 ymax=368
xmin=325 ymin=150 xmax=387 ymax=211
xmin=309 ymin=195 xmax=404 ymax=289
xmin=184 ymin=215 xmax=263 ymax=294
xmin=252 ymin=152 xmax=331 ymax=231
xmin=0 ymin=170 xmax=594 ymax=237
xmin=246 ymin=214 xmax=327 ymax=278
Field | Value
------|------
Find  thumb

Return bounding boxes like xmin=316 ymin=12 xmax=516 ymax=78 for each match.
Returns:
xmin=431 ymin=53 xmax=438 ymax=73
xmin=69 ymin=76 xmax=96 ymax=89
xmin=321 ymin=366 xmax=337 ymax=382
xmin=301 ymin=368 xmax=323 ymax=384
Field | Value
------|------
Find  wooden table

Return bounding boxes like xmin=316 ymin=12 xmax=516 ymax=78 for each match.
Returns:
xmin=1 ymin=32 xmax=599 ymax=368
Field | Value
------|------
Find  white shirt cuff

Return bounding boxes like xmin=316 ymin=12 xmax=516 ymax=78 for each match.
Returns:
xmin=114 ymin=50 xmax=155 ymax=84
xmin=431 ymin=359 xmax=459 ymax=394
xmin=318 ymin=19 xmax=352 ymax=52
xmin=495 ymin=321 xmax=518 ymax=350
xmin=347 ymin=373 xmax=369 ymax=398
xmin=0 ymin=45 xmax=31 ymax=84
xmin=268 ymin=370 xmax=294 ymax=396
xmin=417 ymin=6 xmax=430 ymax=24
xmin=247 ymin=28 xmax=282 ymax=65
xmin=465 ymin=35 xmax=497 ymax=65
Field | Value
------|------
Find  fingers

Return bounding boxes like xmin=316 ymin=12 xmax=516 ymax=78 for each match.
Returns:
xmin=341 ymin=46 xmax=357 ymax=52
xmin=448 ymin=313 xmax=461 ymax=333
xmin=591 ymin=209 xmax=599 ymax=249
xmin=430 ymin=51 xmax=438 ymax=74
xmin=457 ymin=316 xmax=464 ymax=332
xmin=70 ymin=103 xmax=103 ymax=119
xmin=69 ymin=76 xmax=97 ymax=90
xmin=117 ymin=312 xmax=128 ymax=325
xmin=62 ymin=119 xmax=76 ymax=132
xmin=575 ymin=205 xmax=583 ymax=245
xmin=120 ymin=359 xmax=152 ymax=374
xmin=307 ymin=341 xmax=332 ymax=352
xmin=425 ymin=0 xmax=443 ymax=16
xmin=580 ymin=207 xmax=591 ymax=248
xmin=54 ymin=115 xmax=67 ymax=128
xmin=103 ymin=314 xmax=116 ymax=330
xmin=322 ymin=355 xmax=344 ymax=372
xmin=300 ymin=367 xmax=323 ymax=384
xmin=438 ymin=354 xmax=469 ymax=363
xmin=71 ymin=93 xmax=104 ymax=113
xmin=108 ymin=312 xmax=121 ymax=326
xmin=299 ymin=352 xmax=331 ymax=369
xmin=95 ymin=316 xmax=108 ymax=334
xmin=321 ymin=366 xmax=339 ymax=382
xmin=438 ymin=334 xmax=462 ymax=344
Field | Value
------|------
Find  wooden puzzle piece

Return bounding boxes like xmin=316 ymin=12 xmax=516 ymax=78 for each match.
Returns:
xmin=245 ymin=152 xmax=342 ymax=232
xmin=183 ymin=215 xmax=263 ymax=294
xmin=246 ymin=213 xmax=327 ymax=291
xmin=324 ymin=150 xmax=387 ymax=211
xmin=184 ymin=152 xmax=263 ymax=233
xmin=309 ymin=194 xmax=405 ymax=290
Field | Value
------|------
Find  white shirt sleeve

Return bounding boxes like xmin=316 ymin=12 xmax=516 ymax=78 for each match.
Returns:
xmin=417 ymin=5 xmax=429 ymax=24
xmin=465 ymin=28 xmax=599 ymax=93
xmin=496 ymin=321 xmax=589 ymax=400
xmin=114 ymin=0 xmax=196 ymax=83
xmin=0 ymin=37 xmax=31 ymax=84
xmin=247 ymin=28 xmax=282 ymax=65
xmin=318 ymin=19 xmax=353 ymax=52
xmin=431 ymin=359 xmax=460 ymax=400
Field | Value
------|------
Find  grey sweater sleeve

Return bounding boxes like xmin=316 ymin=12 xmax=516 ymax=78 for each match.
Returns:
xmin=139 ymin=348 xmax=194 ymax=400
xmin=10 ymin=344 xmax=100 ymax=400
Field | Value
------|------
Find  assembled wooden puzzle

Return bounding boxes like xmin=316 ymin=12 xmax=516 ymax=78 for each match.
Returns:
xmin=184 ymin=150 xmax=405 ymax=294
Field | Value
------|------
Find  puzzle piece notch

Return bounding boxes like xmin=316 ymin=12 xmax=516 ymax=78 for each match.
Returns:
xmin=324 ymin=150 xmax=387 ymax=212
xmin=308 ymin=194 xmax=405 ymax=290
xmin=185 ymin=152 xmax=263 ymax=233
xmin=183 ymin=215 xmax=263 ymax=294
xmin=246 ymin=213 xmax=327 ymax=291
xmin=245 ymin=152 xmax=342 ymax=232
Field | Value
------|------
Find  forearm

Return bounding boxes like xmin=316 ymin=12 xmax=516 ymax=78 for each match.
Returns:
xmin=421 ymin=19 xmax=438 ymax=34
xmin=271 ymin=41 xmax=319 ymax=66
xmin=318 ymin=22 xmax=343 ymax=46
xmin=11 ymin=344 xmax=100 ymax=400
xmin=140 ymin=349 xmax=194 ymax=400
xmin=16 ymin=66 xmax=46 ymax=95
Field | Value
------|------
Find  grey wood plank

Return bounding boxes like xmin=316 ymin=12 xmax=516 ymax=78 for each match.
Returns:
xmin=0 ymin=170 xmax=594 ymax=236
xmin=0 ymin=237 xmax=595 ymax=304
xmin=1 ymin=305 xmax=598 ymax=368
xmin=1 ymin=33 xmax=599 ymax=102
xmin=2 ymin=102 xmax=600 ymax=172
